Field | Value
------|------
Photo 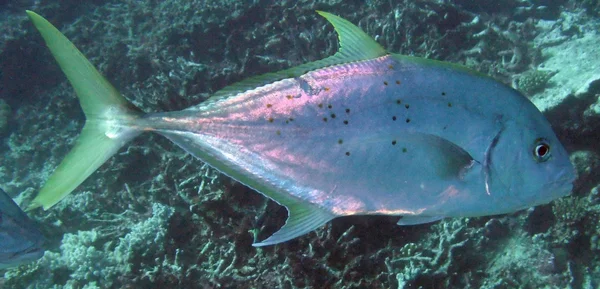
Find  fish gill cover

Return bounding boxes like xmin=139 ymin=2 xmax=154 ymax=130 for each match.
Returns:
xmin=0 ymin=0 xmax=599 ymax=288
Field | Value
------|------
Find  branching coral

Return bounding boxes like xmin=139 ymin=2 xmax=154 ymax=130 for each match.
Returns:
xmin=386 ymin=220 xmax=471 ymax=288
xmin=3 ymin=203 xmax=174 ymax=288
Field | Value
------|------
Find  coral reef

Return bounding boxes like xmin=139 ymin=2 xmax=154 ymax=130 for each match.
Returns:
xmin=575 ymin=0 xmax=600 ymax=16
xmin=0 ymin=99 xmax=9 ymax=133
xmin=3 ymin=203 xmax=174 ymax=288
xmin=517 ymin=69 xmax=556 ymax=96
xmin=1 ymin=0 xmax=599 ymax=288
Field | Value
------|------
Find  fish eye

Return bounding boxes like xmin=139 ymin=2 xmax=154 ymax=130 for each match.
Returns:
xmin=533 ymin=139 xmax=551 ymax=162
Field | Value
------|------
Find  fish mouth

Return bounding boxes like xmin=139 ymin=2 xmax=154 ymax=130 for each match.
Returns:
xmin=548 ymin=167 xmax=576 ymax=190
xmin=499 ymin=166 xmax=575 ymax=212
xmin=528 ymin=167 xmax=576 ymax=206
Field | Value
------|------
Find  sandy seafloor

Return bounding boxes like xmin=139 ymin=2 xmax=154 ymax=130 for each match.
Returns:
xmin=1 ymin=0 xmax=600 ymax=288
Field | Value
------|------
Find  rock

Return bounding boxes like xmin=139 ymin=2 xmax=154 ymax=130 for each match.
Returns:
xmin=530 ymin=11 xmax=600 ymax=112
xmin=570 ymin=150 xmax=600 ymax=195
xmin=483 ymin=218 xmax=509 ymax=239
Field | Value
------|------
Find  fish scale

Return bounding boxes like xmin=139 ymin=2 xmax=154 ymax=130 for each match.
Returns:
xmin=26 ymin=10 xmax=575 ymax=246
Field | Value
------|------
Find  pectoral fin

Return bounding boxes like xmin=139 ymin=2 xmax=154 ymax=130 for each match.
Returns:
xmin=409 ymin=133 xmax=476 ymax=179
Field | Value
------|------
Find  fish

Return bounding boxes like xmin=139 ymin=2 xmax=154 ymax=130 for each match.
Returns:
xmin=0 ymin=188 xmax=45 ymax=268
xmin=25 ymin=10 xmax=575 ymax=246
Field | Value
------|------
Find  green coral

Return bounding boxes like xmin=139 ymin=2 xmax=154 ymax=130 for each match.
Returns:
xmin=518 ymin=70 xmax=555 ymax=95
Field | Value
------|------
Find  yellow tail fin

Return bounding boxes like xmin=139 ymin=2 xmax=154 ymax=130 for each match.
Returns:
xmin=26 ymin=11 xmax=142 ymax=210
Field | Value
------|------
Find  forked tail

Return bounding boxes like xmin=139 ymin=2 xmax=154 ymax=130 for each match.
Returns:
xmin=26 ymin=11 xmax=143 ymax=210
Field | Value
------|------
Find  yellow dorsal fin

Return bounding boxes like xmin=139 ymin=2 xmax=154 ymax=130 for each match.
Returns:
xmin=315 ymin=11 xmax=387 ymax=61
xmin=195 ymin=11 xmax=387 ymax=108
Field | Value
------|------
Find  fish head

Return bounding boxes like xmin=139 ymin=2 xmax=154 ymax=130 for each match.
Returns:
xmin=0 ymin=189 xmax=45 ymax=269
xmin=484 ymin=101 xmax=575 ymax=213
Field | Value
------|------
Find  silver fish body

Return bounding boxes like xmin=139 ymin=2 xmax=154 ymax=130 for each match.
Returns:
xmin=27 ymin=10 xmax=575 ymax=246
xmin=146 ymin=54 xmax=573 ymax=220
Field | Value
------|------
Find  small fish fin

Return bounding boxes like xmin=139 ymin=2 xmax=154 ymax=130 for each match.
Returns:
xmin=0 ymin=188 xmax=29 ymax=221
xmin=253 ymin=201 xmax=335 ymax=247
xmin=159 ymin=131 xmax=336 ymax=246
xmin=397 ymin=216 xmax=443 ymax=226
xmin=0 ymin=187 xmax=44 ymax=240
xmin=26 ymin=11 xmax=142 ymax=210
xmin=396 ymin=54 xmax=491 ymax=79
xmin=315 ymin=11 xmax=387 ymax=61
xmin=200 ymin=11 xmax=387 ymax=107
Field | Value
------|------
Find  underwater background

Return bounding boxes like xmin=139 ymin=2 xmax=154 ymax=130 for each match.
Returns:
xmin=1 ymin=0 xmax=600 ymax=288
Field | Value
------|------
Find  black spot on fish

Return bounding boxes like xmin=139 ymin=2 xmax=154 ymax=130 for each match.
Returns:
xmin=268 ymin=117 xmax=274 ymax=123
xmin=328 ymin=104 xmax=333 ymax=109
xmin=392 ymin=140 xmax=397 ymax=145
xmin=448 ymin=102 xmax=452 ymax=107
xmin=392 ymin=116 xmax=397 ymax=121
xmin=323 ymin=117 xmax=328 ymax=122
xmin=442 ymin=92 xmax=446 ymax=96
xmin=345 ymin=108 xmax=350 ymax=114
xmin=343 ymin=120 xmax=349 ymax=125
xmin=345 ymin=151 xmax=350 ymax=156
xmin=384 ymin=81 xmax=388 ymax=86
xmin=289 ymin=118 xmax=294 ymax=121
xmin=405 ymin=104 xmax=410 ymax=109
xmin=406 ymin=118 xmax=411 ymax=123
xmin=331 ymin=113 xmax=336 ymax=119
xmin=396 ymin=80 xmax=401 ymax=85
xmin=318 ymin=103 xmax=324 ymax=108
xmin=396 ymin=99 xmax=402 ymax=104
xmin=402 ymin=148 xmax=407 ymax=153
xmin=338 ymin=139 xmax=343 ymax=144
xmin=285 ymin=120 xmax=289 ymax=124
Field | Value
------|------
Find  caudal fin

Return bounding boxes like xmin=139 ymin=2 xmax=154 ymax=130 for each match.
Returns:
xmin=26 ymin=11 xmax=142 ymax=210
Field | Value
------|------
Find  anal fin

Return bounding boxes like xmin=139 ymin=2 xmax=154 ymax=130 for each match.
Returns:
xmin=158 ymin=131 xmax=336 ymax=246
xmin=253 ymin=202 xmax=335 ymax=247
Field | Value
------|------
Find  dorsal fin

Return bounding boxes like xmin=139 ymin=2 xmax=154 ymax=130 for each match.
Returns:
xmin=197 ymin=11 xmax=388 ymax=107
xmin=315 ymin=10 xmax=388 ymax=61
